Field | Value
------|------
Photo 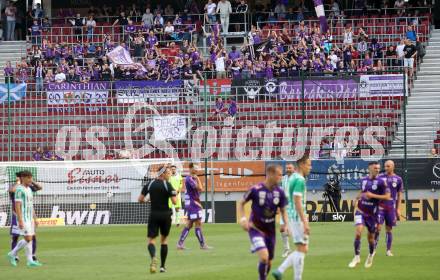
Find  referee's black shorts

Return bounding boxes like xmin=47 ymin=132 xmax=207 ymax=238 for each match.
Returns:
xmin=148 ymin=211 xmax=172 ymax=238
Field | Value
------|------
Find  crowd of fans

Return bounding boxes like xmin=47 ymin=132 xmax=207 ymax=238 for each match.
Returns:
xmin=2 ymin=0 xmax=429 ymax=85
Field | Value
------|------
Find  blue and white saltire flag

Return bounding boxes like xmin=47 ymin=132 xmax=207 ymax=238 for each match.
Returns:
xmin=313 ymin=0 xmax=329 ymax=34
xmin=0 ymin=83 xmax=27 ymax=104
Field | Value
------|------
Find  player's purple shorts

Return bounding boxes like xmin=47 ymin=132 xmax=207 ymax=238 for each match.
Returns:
xmin=10 ymin=214 xmax=20 ymax=236
xmin=377 ymin=207 xmax=397 ymax=227
xmin=186 ymin=205 xmax=203 ymax=221
xmin=248 ymin=228 xmax=275 ymax=260
xmin=354 ymin=210 xmax=377 ymax=234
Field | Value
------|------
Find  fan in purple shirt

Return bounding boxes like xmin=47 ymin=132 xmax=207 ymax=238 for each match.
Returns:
xmin=374 ymin=160 xmax=403 ymax=256
xmin=238 ymin=165 xmax=288 ymax=280
xmin=228 ymin=46 xmax=241 ymax=61
xmin=32 ymin=146 xmax=44 ymax=161
xmin=147 ymin=31 xmax=158 ymax=49
xmin=228 ymin=99 xmax=237 ymax=117
xmin=348 ymin=161 xmax=391 ymax=269
xmin=177 ymin=163 xmax=211 ymax=250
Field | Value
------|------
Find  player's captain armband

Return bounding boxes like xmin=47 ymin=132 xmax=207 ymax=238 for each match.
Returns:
xmin=251 ymin=236 xmax=265 ymax=249
xmin=354 ymin=215 xmax=363 ymax=225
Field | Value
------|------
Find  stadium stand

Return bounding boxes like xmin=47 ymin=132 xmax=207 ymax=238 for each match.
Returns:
xmin=0 ymin=2 xmax=435 ymax=161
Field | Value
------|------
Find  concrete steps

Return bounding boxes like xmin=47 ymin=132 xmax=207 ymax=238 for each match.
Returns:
xmin=391 ymin=29 xmax=440 ymax=157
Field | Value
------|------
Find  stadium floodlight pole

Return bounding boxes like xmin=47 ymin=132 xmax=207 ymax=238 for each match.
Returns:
xmin=203 ymin=73 xmax=209 ymax=223
xmin=403 ymin=70 xmax=409 ymax=220
xmin=7 ymin=77 xmax=11 ymax=161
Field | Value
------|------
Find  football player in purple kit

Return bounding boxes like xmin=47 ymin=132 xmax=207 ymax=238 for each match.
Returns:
xmin=375 ymin=160 xmax=403 ymax=256
xmin=348 ymin=161 xmax=391 ymax=268
xmin=9 ymin=174 xmax=42 ymax=264
xmin=177 ymin=163 xmax=212 ymax=250
xmin=238 ymin=165 xmax=289 ymax=280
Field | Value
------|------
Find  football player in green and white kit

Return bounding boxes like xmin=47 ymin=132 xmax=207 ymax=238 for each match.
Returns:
xmin=273 ymin=156 xmax=312 ymax=280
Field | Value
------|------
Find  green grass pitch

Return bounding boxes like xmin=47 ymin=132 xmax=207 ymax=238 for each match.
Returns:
xmin=0 ymin=222 xmax=438 ymax=280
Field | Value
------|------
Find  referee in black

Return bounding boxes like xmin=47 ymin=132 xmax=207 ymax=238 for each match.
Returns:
xmin=138 ymin=165 xmax=177 ymax=274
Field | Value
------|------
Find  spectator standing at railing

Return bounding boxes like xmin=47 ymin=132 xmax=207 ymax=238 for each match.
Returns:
xmin=216 ymin=0 xmax=232 ymax=34
xmin=86 ymin=16 xmax=96 ymax=41
xmin=385 ymin=45 xmax=398 ymax=67
xmin=4 ymin=61 xmax=14 ymax=83
xmin=5 ymin=2 xmax=17 ymax=41
xmin=147 ymin=31 xmax=159 ymax=49
xmin=133 ymin=31 xmax=146 ymax=58
xmin=142 ymin=9 xmax=154 ymax=29
xmin=113 ymin=11 xmax=129 ymax=27
xmin=396 ymin=39 xmax=405 ymax=65
xmin=153 ymin=14 xmax=164 ymax=34
xmin=32 ymin=3 xmax=44 ymax=21
xmin=215 ymin=47 xmax=227 ymax=78
xmin=125 ymin=20 xmax=136 ymax=44
xmin=29 ymin=20 xmax=42 ymax=46
xmin=205 ymin=0 xmax=217 ymax=25
xmin=403 ymin=39 xmax=417 ymax=84
xmin=343 ymin=26 xmax=353 ymax=46
xmin=70 ymin=14 xmax=85 ymax=41
xmin=406 ymin=25 xmax=417 ymax=43
xmin=41 ymin=18 xmax=50 ymax=32
xmin=369 ymin=38 xmax=383 ymax=60
xmin=235 ymin=0 xmax=248 ymax=32
xmin=34 ymin=60 xmax=45 ymax=94
xmin=154 ymin=13 xmax=165 ymax=27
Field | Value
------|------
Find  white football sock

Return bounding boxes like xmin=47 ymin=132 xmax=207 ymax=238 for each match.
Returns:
xmin=25 ymin=241 xmax=33 ymax=262
xmin=281 ymin=232 xmax=290 ymax=251
xmin=10 ymin=239 xmax=27 ymax=256
xmin=278 ymin=251 xmax=295 ymax=273
xmin=293 ymin=251 xmax=305 ymax=280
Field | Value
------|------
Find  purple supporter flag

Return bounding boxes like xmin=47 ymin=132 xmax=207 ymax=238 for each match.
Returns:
xmin=313 ymin=0 xmax=328 ymax=34
xmin=106 ymin=46 xmax=147 ymax=72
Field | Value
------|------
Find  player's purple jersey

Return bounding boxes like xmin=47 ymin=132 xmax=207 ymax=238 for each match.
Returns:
xmin=244 ymin=183 xmax=287 ymax=236
xmin=357 ymin=176 xmax=390 ymax=216
xmin=378 ymin=174 xmax=403 ymax=209
xmin=184 ymin=176 xmax=201 ymax=209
